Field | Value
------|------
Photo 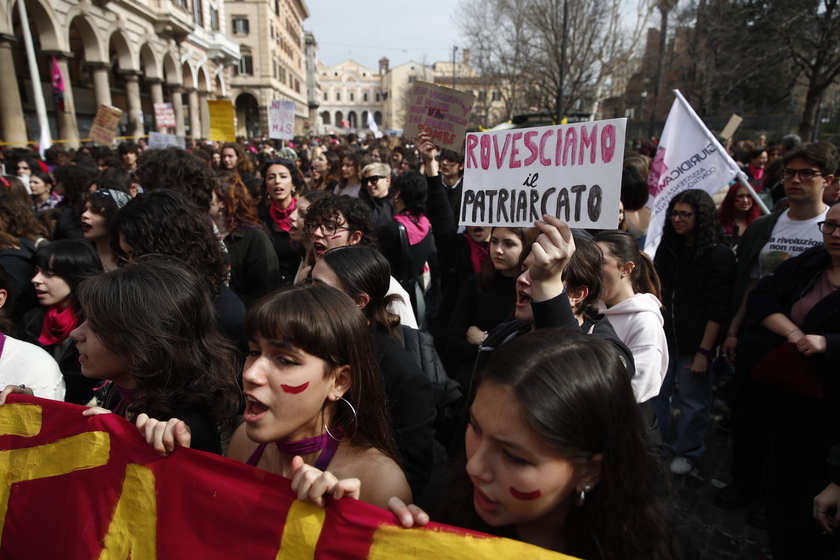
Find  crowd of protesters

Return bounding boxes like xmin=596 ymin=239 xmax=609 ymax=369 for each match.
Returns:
xmin=0 ymin=127 xmax=837 ymax=560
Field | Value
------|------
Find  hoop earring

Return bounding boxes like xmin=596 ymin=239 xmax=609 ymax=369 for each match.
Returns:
xmin=576 ymin=484 xmax=591 ymax=507
xmin=324 ymin=397 xmax=357 ymax=443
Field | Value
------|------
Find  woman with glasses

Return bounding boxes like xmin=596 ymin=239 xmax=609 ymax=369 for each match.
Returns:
xmin=719 ymin=185 xmax=761 ymax=251
xmin=742 ymin=203 xmax=840 ymax=558
xmin=259 ymin=159 xmax=304 ymax=285
xmin=359 ymin=162 xmax=395 ymax=229
xmin=651 ymin=189 xmax=736 ymax=476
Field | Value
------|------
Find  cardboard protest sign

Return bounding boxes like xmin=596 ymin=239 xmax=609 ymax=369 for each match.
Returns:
xmin=269 ymin=100 xmax=295 ymax=140
xmin=719 ymin=114 xmax=743 ymax=141
xmin=461 ymin=119 xmax=626 ymax=229
xmin=154 ymin=102 xmax=177 ymax=128
xmin=148 ymin=131 xmax=186 ymax=150
xmin=404 ymin=81 xmax=475 ymax=151
xmin=88 ymin=104 xmax=123 ymax=145
xmin=207 ymin=99 xmax=236 ymax=142
xmin=0 ymin=395 xmax=574 ymax=560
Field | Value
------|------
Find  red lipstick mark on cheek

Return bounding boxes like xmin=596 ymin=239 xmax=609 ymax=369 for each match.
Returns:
xmin=280 ymin=382 xmax=309 ymax=394
xmin=509 ymin=487 xmax=542 ymax=500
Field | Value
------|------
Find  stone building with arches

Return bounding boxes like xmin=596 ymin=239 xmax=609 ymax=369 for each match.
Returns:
xmin=316 ymin=58 xmax=383 ymax=134
xmin=0 ymin=0 xmax=240 ymax=148
xmin=225 ymin=0 xmax=309 ymax=138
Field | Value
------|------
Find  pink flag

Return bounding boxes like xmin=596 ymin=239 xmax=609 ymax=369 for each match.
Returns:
xmin=51 ymin=55 xmax=65 ymax=112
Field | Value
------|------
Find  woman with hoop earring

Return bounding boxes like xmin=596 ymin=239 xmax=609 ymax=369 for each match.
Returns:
xmin=138 ymin=283 xmax=412 ymax=510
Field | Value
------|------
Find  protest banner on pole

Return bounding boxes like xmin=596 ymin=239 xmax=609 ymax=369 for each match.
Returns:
xmin=268 ymin=100 xmax=295 ymax=140
xmin=148 ymin=131 xmax=186 ymax=150
xmin=460 ymin=119 xmax=626 ymax=229
xmin=207 ymin=100 xmax=236 ymax=142
xmin=644 ymin=90 xmax=750 ymax=257
xmin=154 ymin=102 xmax=177 ymax=128
xmin=404 ymin=81 xmax=475 ymax=151
xmin=0 ymin=395 xmax=574 ymax=560
xmin=88 ymin=104 xmax=123 ymax=145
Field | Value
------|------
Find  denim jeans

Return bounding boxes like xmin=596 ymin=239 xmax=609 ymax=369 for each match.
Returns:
xmin=650 ymin=353 xmax=713 ymax=461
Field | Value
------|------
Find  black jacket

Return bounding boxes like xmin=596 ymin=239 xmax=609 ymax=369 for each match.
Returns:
xmin=743 ymin=245 xmax=840 ymax=447
xmin=654 ymin=239 xmax=736 ymax=355
xmin=370 ymin=327 xmax=436 ymax=497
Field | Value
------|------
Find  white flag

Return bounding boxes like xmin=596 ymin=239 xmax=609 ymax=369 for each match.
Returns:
xmin=367 ymin=112 xmax=383 ymax=138
xmin=643 ymin=90 xmax=741 ymax=257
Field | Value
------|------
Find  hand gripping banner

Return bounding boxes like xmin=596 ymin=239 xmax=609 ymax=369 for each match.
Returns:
xmin=0 ymin=396 xmax=574 ymax=560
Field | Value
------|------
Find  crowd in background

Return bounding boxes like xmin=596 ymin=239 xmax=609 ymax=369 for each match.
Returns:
xmin=0 ymin=128 xmax=837 ymax=560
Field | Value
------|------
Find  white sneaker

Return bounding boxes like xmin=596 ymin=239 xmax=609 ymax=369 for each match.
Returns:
xmin=670 ymin=456 xmax=693 ymax=475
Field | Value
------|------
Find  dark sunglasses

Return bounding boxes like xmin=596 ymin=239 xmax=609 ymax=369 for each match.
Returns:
xmin=361 ymin=175 xmax=385 ymax=185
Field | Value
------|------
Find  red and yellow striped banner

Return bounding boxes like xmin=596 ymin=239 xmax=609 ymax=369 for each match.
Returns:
xmin=0 ymin=396 xmax=573 ymax=559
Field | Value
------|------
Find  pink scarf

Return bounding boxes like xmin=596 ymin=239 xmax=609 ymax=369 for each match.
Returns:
xmin=38 ymin=305 xmax=78 ymax=346
xmin=747 ymin=164 xmax=765 ymax=181
xmin=393 ymin=213 xmax=430 ymax=245
xmin=269 ymin=198 xmax=296 ymax=233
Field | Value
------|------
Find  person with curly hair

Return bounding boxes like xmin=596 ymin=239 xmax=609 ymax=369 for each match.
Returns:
xmin=112 ymin=190 xmax=247 ymax=356
xmin=211 ymin=175 xmax=281 ymax=305
xmin=220 ymin=143 xmax=255 ymax=181
xmin=134 ymin=147 xmax=215 ymax=212
xmin=651 ymin=189 xmax=736 ymax=475
xmin=303 ymin=195 xmax=417 ymax=328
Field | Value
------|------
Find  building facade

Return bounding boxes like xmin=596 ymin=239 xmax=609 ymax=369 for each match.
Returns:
xmin=225 ymin=0 xmax=308 ymax=138
xmin=0 ymin=0 xmax=240 ymax=148
xmin=315 ymin=58 xmax=382 ymax=134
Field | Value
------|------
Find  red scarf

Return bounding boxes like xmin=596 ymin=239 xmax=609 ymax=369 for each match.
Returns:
xmin=38 ymin=305 xmax=78 ymax=346
xmin=268 ymin=198 xmax=296 ymax=233
xmin=466 ymin=235 xmax=489 ymax=274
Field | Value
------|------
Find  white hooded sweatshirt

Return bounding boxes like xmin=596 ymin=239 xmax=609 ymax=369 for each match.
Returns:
xmin=599 ymin=293 xmax=669 ymax=403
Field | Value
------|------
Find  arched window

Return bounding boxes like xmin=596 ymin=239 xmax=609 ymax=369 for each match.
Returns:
xmin=374 ymin=111 xmax=382 ymax=125
xmin=335 ymin=111 xmax=343 ymax=125
xmin=348 ymin=111 xmax=357 ymax=128
xmin=321 ymin=111 xmax=331 ymax=125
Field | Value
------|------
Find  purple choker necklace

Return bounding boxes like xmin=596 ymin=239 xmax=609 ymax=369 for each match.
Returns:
xmin=274 ymin=426 xmax=342 ymax=471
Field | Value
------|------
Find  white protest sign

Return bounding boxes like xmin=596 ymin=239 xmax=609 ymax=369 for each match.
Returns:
xmin=154 ymin=102 xmax=177 ymax=128
xmin=269 ymin=100 xmax=295 ymax=140
xmin=461 ymin=118 xmax=626 ymax=228
xmin=148 ymin=131 xmax=186 ymax=150
xmin=404 ymin=81 xmax=475 ymax=151
xmin=644 ymin=90 xmax=741 ymax=257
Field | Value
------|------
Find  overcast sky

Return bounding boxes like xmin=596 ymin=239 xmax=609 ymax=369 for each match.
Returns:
xmin=306 ymin=0 xmax=466 ymax=70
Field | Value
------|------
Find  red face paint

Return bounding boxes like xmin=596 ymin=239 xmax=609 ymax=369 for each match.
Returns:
xmin=509 ymin=487 xmax=541 ymax=500
xmin=280 ymin=382 xmax=309 ymax=394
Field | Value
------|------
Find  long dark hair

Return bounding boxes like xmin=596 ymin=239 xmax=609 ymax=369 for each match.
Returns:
xmin=0 ymin=193 xmax=50 ymax=242
xmin=221 ymin=143 xmax=254 ymax=175
xmin=315 ymin=151 xmax=342 ymax=190
xmin=32 ymin=240 xmax=103 ymax=310
xmin=0 ymin=266 xmax=17 ymax=335
xmin=478 ymin=226 xmax=538 ymax=294
xmin=563 ymin=235 xmax=603 ymax=322
xmin=76 ymin=255 xmax=240 ymax=427
xmin=439 ymin=329 xmax=678 ymax=560
xmin=245 ymin=284 xmax=400 ymax=463
xmin=339 ymin=152 xmax=362 ymax=187
xmin=112 ymin=190 xmax=228 ymax=298
xmin=390 ymin=170 xmax=427 ymax=216
xmin=661 ymin=189 xmax=720 ymax=265
xmin=320 ymin=246 xmax=401 ymax=334
xmin=593 ymin=230 xmax=661 ymax=299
